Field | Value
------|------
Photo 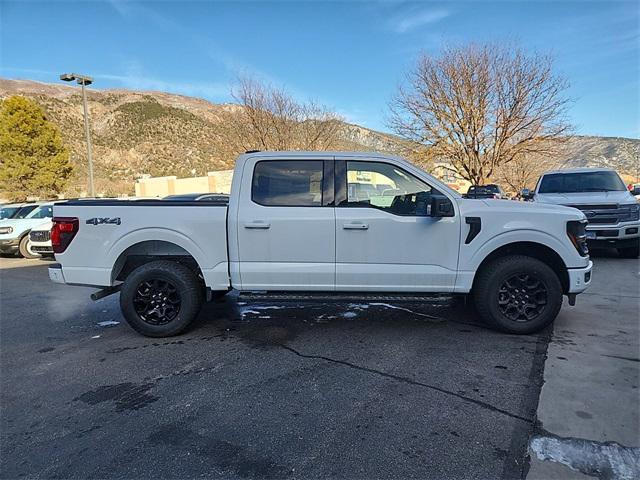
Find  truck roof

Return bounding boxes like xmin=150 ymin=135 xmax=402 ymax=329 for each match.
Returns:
xmin=242 ymin=151 xmax=400 ymax=160
xmin=541 ymin=167 xmax=618 ymax=175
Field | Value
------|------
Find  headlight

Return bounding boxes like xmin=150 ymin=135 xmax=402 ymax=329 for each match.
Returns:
xmin=620 ymin=204 xmax=640 ymax=222
xmin=567 ymin=220 xmax=589 ymax=257
xmin=0 ymin=226 xmax=13 ymax=234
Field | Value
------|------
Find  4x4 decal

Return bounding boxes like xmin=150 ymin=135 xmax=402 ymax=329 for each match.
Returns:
xmin=86 ymin=217 xmax=121 ymax=226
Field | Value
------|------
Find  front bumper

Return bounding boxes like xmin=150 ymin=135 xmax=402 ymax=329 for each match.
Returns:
xmin=30 ymin=244 xmax=53 ymax=254
xmin=48 ymin=263 xmax=66 ymax=284
xmin=586 ymin=221 xmax=640 ymax=242
xmin=567 ymin=260 xmax=593 ymax=294
xmin=0 ymin=238 xmax=19 ymax=253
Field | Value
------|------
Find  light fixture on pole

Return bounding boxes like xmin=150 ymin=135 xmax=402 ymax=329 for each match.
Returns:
xmin=60 ymin=73 xmax=95 ymax=197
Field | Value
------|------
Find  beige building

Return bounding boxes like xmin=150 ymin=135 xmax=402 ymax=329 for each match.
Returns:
xmin=431 ymin=162 xmax=472 ymax=193
xmin=134 ymin=170 xmax=234 ymax=197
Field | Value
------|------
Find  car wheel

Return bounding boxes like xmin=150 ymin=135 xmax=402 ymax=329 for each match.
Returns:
xmin=119 ymin=260 xmax=204 ymax=337
xmin=618 ymin=240 xmax=639 ymax=259
xmin=18 ymin=235 xmax=40 ymax=259
xmin=473 ymin=255 xmax=562 ymax=334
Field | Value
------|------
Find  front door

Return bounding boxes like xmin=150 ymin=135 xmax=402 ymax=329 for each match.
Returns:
xmin=335 ymin=159 xmax=460 ymax=292
xmin=236 ymin=157 xmax=336 ymax=290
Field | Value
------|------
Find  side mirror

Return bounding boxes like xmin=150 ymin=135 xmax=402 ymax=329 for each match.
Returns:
xmin=520 ymin=188 xmax=534 ymax=200
xmin=430 ymin=195 xmax=454 ymax=217
xmin=630 ymin=187 xmax=640 ymax=196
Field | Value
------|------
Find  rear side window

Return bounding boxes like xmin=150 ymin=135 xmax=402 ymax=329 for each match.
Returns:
xmin=252 ymin=160 xmax=323 ymax=207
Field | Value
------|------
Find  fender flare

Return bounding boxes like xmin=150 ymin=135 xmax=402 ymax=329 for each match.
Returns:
xmin=466 ymin=229 xmax=574 ymax=272
xmin=106 ymin=227 xmax=209 ymax=278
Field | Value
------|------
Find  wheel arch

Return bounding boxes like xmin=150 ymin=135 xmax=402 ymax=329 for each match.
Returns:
xmin=111 ymin=239 xmax=203 ymax=284
xmin=472 ymin=241 xmax=570 ymax=294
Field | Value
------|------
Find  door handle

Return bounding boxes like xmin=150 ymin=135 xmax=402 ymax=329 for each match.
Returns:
xmin=244 ymin=221 xmax=271 ymax=229
xmin=343 ymin=222 xmax=369 ymax=230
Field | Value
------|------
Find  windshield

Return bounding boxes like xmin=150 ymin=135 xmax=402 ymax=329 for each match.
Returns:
xmin=538 ymin=171 xmax=626 ymax=193
xmin=26 ymin=205 xmax=53 ymax=219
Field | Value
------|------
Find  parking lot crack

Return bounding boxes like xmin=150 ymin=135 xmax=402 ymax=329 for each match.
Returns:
xmin=278 ymin=344 xmax=533 ymax=424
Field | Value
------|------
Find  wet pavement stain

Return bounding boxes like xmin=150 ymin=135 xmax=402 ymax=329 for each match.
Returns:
xmin=74 ymin=382 xmax=159 ymax=412
xmin=148 ymin=423 xmax=292 ymax=479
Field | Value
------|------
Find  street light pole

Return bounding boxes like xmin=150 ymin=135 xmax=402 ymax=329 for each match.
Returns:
xmin=79 ymin=81 xmax=95 ymax=197
xmin=60 ymin=73 xmax=95 ymax=197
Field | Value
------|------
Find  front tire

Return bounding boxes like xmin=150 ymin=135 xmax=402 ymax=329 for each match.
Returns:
xmin=473 ymin=255 xmax=562 ymax=334
xmin=618 ymin=239 xmax=639 ymax=259
xmin=18 ymin=235 xmax=40 ymax=259
xmin=119 ymin=260 xmax=204 ymax=337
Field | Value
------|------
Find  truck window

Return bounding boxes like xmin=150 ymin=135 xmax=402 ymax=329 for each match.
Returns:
xmin=538 ymin=171 xmax=627 ymax=193
xmin=343 ymin=161 xmax=434 ymax=216
xmin=252 ymin=160 xmax=323 ymax=207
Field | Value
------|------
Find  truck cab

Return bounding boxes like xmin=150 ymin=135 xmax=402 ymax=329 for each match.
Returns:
xmin=49 ymin=152 xmax=593 ymax=337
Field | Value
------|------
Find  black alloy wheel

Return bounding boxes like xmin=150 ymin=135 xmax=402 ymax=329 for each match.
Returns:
xmin=133 ymin=278 xmax=182 ymax=325
xmin=497 ymin=273 xmax=548 ymax=322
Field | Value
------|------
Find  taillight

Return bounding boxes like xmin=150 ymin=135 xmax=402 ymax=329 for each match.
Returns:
xmin=567 ymin=220 xmax=589 ymax=257
xmin=51 ymin=217 xmax=79 ymax=254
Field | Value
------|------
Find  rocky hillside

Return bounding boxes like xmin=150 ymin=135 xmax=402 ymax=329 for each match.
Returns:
xmin=1 ymin=78 xmax=638 ymax=195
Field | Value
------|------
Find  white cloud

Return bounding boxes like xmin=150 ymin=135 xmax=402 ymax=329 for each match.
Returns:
xmin=390 ymin=9 xmax=451 ymax=33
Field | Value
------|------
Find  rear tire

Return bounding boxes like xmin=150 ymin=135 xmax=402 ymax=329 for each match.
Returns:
xmin=19 ymin=235 xmax=40 ymax=259
xmin=473 ymin=255 xmax=562 ymax=334
xmin=119 ymin=260 xmax=203 ymax=337
xmin=618 ymin=239 xmax=639 ymax=259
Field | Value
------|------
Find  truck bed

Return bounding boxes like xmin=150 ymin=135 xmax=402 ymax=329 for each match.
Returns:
xmin=52 ymin=199 xmax=230 ymax=290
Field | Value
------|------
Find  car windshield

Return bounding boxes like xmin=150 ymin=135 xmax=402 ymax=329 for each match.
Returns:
xmin=26 ymin=205 xmax=53 ymax=219
xmin=12 ymin=205 xmax=38 ymax=219
xmin=0 ymin=206 xmax=21 ymax=219
xmin=538 ymin=171 xmax=626 ymax=193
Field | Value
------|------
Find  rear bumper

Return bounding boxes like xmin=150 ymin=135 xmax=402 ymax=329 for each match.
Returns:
xmin=567 ymin=260 xmax=593 ymax=294
xmin=48 ymin=263 xmax=66 ymax=284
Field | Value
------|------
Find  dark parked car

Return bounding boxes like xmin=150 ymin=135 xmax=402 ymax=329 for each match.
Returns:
xmin=465 ymin=184 xmax=506 ymax=199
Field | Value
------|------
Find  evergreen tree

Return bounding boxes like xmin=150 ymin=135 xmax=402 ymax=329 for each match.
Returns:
xmin=0 ymin=95 xmax=73 ymax=200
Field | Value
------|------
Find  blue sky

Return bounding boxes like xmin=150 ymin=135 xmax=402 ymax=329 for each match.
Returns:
xmin=2 ymin=0 xmax=638 ymax=137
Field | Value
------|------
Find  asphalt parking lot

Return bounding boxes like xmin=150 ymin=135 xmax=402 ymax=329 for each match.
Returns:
xmin=0 ymin=254 xmax=636 ymax=479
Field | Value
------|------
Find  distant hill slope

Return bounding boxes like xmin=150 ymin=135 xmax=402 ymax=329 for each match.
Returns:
xmin=1 ymin=78 xmax=638 ymax=195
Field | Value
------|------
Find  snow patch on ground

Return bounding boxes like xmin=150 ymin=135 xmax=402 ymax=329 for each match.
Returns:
xmin=530 ymin=435 xmax=640 ymax=480
xmin=97 ymin=320 xmax=119 ymax=327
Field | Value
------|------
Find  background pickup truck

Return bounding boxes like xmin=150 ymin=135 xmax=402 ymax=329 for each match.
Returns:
xmin=49 ymin=151 xmax=593 ymax=337
xmin=522 ymin=167 xmax=640 ymax=258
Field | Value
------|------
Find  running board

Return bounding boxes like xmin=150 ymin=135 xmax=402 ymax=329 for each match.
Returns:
xmin=238 ymin=291 xmax=456 ymax=303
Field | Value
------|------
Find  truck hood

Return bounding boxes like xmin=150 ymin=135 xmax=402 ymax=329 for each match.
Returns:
xmin=535 ymin=191 xmax=636 ymax=206
xmin=458 ymin=198 xmax=584 ymax=218
xmin=0 ymin=218 xmax=51 ymax=237
xmin=31 ymin=219 xmax=53 ymax=232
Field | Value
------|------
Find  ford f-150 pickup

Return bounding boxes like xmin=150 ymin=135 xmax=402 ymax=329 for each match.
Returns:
xmin=49 ymin=151 xmax=593 ymax=337
xmin=522 ymin=168 xmax=640 ymax=258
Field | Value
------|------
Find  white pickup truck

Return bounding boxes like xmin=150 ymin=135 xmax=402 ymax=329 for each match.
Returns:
xmin=49 ymin=152 xmax=593 ymax=337
xmin=522 ymin=168 xmax=640 ymax=258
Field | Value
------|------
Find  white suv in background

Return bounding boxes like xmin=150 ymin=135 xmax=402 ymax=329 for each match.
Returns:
xmin=524 ymin=168 xmax=640 ymax=258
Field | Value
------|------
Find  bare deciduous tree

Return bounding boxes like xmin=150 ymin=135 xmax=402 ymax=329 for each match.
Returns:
xmin=225 ymin=76 xmax=344 ymax=152
xmin=389 ymin=43 xmax=572 ymax=185
xmin=494 ymin=151 xmax=556 ymax=194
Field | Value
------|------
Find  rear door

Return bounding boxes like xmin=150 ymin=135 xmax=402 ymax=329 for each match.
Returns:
xmin=235 ymin=156 xmax=336 ymax=290
xmin=335 ymin=158 xmax=460 ymax=292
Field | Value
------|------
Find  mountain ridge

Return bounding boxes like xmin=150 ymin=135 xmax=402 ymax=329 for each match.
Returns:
xmin=1 ymin=78 xmax=638 ymax=195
